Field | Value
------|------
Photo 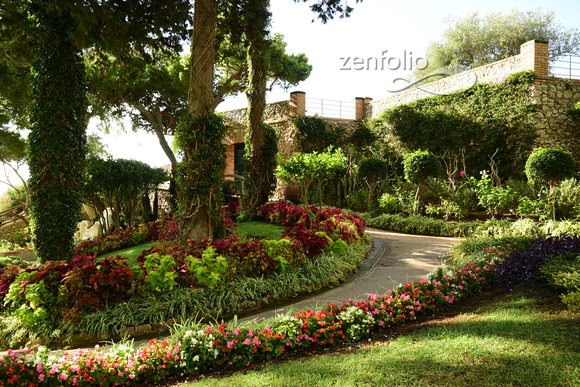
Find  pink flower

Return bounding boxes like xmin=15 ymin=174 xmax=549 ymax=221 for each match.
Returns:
xmin=460 ymin=170 xmax=465 ymax=176
xmin=38 ymin=374 xmax=45 ymax=382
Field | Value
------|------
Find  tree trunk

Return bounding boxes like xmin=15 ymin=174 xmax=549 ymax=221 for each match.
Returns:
xmin=241 ymin=0 xmax=272 ymax=216
xmin=178 ymin=0 xmax=220 ymax=240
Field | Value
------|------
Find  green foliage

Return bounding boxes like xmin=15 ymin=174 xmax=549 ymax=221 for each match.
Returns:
xmin=0 ymin=255 xmax=28 ymax=270
xmin=4 ymin=271 xmax=57 ymax=335
xmin=414 ymin=9 xmax=580 ymax=76
xmin=138 ymin=253 xmax=179 ymax=292
xmin=294 ymin=115 xmax=341 ymax=153
xmin=472 ymin=172 xmax=517 ymax=216
xmin=403 ymin=150 xmax=441 ymax=184
xmin=0 ymin=130 xmax=27 ymax=163
xmin=363 ymin=213 xmax=479 ymax=237
xmin=84 ymin=158 xmax=166 ymax=228
xmin=525 ymin=148 xmax=577 ymax=188
xmin=425 ymin=199 xmax=466 ymax=220
xmin=277 ymin=147 xmax=347 ymax=206
xmin=381 ymin=72 xmax=537 ymax=180
xmin=28 ymin=1 xmax=87 ymax=263
xmin=378 ymin=193 xmax=403 ymax=215
xmin=188 ymin=247 xmax=228 ymax=289
xmin=175 ymin=113 xmax=227 ymax=239
xmin=358 ymin=157 xmax=390 ymax=200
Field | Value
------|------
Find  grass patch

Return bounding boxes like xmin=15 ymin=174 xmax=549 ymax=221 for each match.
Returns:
xmin=180 ymin=288 xmax=580 ymax=386
xmin=96 ymin=241 xmax=155 ymax=266
xmin=234 ymin=221 xmax=287 ymax=240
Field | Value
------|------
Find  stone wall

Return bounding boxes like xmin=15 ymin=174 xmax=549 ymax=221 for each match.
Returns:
xmin=222 ymin=100 xmax=291 ymax=125
xmin=0 ymin=218 xmax=28 ymax=243
xmin=531 ymin=79 xmax=580 ymax=166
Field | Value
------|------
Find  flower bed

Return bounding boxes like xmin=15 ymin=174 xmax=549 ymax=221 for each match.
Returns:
xmin=0 ymin=251 xmax=496 ymax=386
xmin=0 ymin=206 xmax=367 ymax=350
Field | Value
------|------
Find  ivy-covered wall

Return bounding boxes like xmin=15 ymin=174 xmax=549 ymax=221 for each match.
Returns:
xmin=374 ymin=71 xmax=538 ymax=179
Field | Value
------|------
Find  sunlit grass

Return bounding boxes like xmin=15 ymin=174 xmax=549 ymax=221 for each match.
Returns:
xmin=96 ymin=241 xmax=155 ymax=267
xmin=234 ymin=221 xmax=286 ymax=240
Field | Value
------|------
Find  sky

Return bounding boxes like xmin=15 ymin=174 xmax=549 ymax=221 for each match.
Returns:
xmin=2 ymin=0 xmax=579 ymax=194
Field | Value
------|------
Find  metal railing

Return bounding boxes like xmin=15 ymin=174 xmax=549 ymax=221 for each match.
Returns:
xmin=550 ymin=55 xmax=580 ymax=80
xmin=305 ymin=98 xmax=355 ymax=120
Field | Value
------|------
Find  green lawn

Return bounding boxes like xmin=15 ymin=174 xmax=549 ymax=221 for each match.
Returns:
xmin=234 ymin=221 xmax=287 ymax=240
xmin=94 ymin=221 xmax=284 ymax=266
xmin=96 ymin=241 xmax=155 ymax=267
xmin=178 ymin=289 xmax=580 ymax=386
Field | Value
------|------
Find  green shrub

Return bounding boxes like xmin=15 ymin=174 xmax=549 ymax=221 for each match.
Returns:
xmin=472 ymin=172 xmax=517 ymax=216
xmin=378 ymin=193 xmax=403 ymax=214
xmin=403 ymin=150 xmax=442 ymax=184
xmin=347 ymin=189 xmax=370 ymax=212
xmin=364 ymin=213 xmax=478 ymax=237
xmin=0 ymin=256 xmax=28 ymax=270
xmin=379 ymin=71 xmax=537 ymax=180
xmin=358 ymin=157 xmax=390 ymax=199
xmin=525 ymin=148 xmax=576 ymax=188
xmin=425 ymin=199 xmax=466 ymax=220
xmin=294 ymin=115 xmax=343 ymax=153
xmin=555 ymin=178 xmax=580 ymax=219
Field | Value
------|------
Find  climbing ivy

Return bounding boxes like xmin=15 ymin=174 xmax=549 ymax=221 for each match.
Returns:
xmin=175 ymin=113 xmax=226 ymax=240
xmin=379 ymin=71 xmax=537 ymax=179
xmin=294 ymin=115 xmax=342 ymax=153
xmin=28 ymin=2 xmax=87 ymax=262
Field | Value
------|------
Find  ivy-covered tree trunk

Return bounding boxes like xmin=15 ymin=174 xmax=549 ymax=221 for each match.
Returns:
xmin=241 ymin=0 xmax=275 ymax=216
xmin=178 ymin=0 xmax=225 ymax=240
xmin=28 ymin=1 xmax=87 ymax=262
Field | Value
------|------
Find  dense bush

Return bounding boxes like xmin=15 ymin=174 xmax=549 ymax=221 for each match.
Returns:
xmin=403 ymin=150 xmax=441 ymax=184
xmin=525 ymin=148 xmax=576 ymax=188
xmin=495 ymin=235 xmax=580 ymax=289
xmin=358 ymin=156 xmax=390 ymax=199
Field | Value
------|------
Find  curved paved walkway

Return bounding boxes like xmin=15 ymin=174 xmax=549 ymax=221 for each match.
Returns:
xmin=241 ymin=228 xmax=461 ymax=323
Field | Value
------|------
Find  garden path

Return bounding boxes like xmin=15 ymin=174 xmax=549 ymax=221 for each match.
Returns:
xmin=239 ymin=228 xmax=461 ymax=323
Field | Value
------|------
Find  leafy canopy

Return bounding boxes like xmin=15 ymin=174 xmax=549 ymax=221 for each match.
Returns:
xmin=414 ymin=8 xmax=580 ymax=78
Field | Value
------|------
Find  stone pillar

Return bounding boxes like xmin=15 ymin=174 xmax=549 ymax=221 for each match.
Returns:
xmin=364 ymin=97 xmax=373 ymax=119
xmin=290 ymin=91 xmax=306 ymax=116
xmin=354 ymin=97 xmax=365 ymax=120
xmin=520 ymin=40 xmax=549 ymax=78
